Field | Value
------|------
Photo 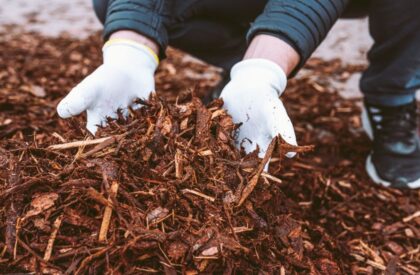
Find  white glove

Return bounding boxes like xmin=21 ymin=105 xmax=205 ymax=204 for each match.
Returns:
xmin=220 ymin=59 xmax=297 ymax=158
xmin=57 ymin=40 xmax=158 ymax=134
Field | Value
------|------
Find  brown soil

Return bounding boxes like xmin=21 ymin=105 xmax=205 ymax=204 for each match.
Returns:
xmin=0 ymin=33 xmax=419 ymax=274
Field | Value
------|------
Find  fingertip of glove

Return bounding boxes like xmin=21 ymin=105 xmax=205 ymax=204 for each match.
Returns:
xmin=56 ymin=99 xmax=72 ymax=118
xmin=86 ymin=123 xmax=97 ymax=135
xmin=284 ymin=139 xmax=297 ymax=158
xmin=286 ymin=151 xmax=297 ymax=158
xmin=57 ymin=87 xmax=91 ymax=118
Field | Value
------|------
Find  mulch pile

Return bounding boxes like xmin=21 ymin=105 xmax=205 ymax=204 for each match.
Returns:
xmin=0 ymin=32 xmax=419 ymax=274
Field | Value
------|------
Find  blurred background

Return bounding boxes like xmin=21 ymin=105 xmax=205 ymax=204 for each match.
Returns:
xmin=0 ymin=0 xmax=382 ymax=100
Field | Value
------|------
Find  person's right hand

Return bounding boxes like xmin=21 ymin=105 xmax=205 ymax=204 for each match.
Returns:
xmin=57 ymin=39 xmax=159 ymax=134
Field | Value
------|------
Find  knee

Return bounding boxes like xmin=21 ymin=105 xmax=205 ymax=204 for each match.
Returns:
xmin=92 ymin=0 xmax=108 ymax=25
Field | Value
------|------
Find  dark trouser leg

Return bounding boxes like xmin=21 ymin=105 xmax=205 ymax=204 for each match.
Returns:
xmin=167 ymin=19 xmax=247 ymax=71
xmin=360 ymin=0 xmax=420 ymax=106
xmin=167 ymin=0 xmax=266 ymax=71
xmin=92 ymin=0 xmax=108 ymax=25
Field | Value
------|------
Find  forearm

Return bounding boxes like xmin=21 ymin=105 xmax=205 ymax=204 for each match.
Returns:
xmin=247 ymin=0 xmax=349 ymax=75
xmin=110 ymin=30 xmax=159 ymax=55
xmin=244 ymin=34 xmax=300 ymax=76
xmin=103 ymin=0 xmax=169 ymax=58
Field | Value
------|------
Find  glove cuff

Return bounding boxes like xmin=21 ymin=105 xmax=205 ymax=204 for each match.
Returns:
xmin=230 ymin=59 xmax=287 ymax=96
xmin=102 ymin=39 xmax=159 ymax=73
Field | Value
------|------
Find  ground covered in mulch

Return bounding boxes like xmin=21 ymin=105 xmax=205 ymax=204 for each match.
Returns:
xmin=0 ymin=32 xmax=419 ymax=274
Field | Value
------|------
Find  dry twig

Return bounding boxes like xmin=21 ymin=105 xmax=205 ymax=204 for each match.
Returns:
xmin=43 ymin=214 xmax=63 ymax=261
xmin=98 ymin=181 xmax=119 ymax=242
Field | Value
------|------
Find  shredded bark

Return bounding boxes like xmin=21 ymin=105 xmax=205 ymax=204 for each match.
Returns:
xmin=0 ymin=32 xmax=419 ymax=274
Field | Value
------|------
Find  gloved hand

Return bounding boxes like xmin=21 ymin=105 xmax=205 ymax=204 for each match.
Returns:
xmin=220 ymin=59 xmax=297 ymax=158
xmin=57 ymin=39 xmax=159 ymax=134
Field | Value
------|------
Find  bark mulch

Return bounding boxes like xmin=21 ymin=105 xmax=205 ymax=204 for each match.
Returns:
xmin=0 ymin=33 xmax=419 ymax=274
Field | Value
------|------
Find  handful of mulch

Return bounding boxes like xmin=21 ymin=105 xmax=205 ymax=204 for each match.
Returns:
xmin=0 ymin=94 xmax=317 ymax=274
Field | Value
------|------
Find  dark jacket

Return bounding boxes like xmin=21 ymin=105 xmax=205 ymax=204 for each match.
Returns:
xmin=103 ymin=0 xmax=349 ymax=71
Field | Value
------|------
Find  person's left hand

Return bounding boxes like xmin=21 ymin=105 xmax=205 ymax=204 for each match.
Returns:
xmin=220 ymin=59 xmax=297 ymax=159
